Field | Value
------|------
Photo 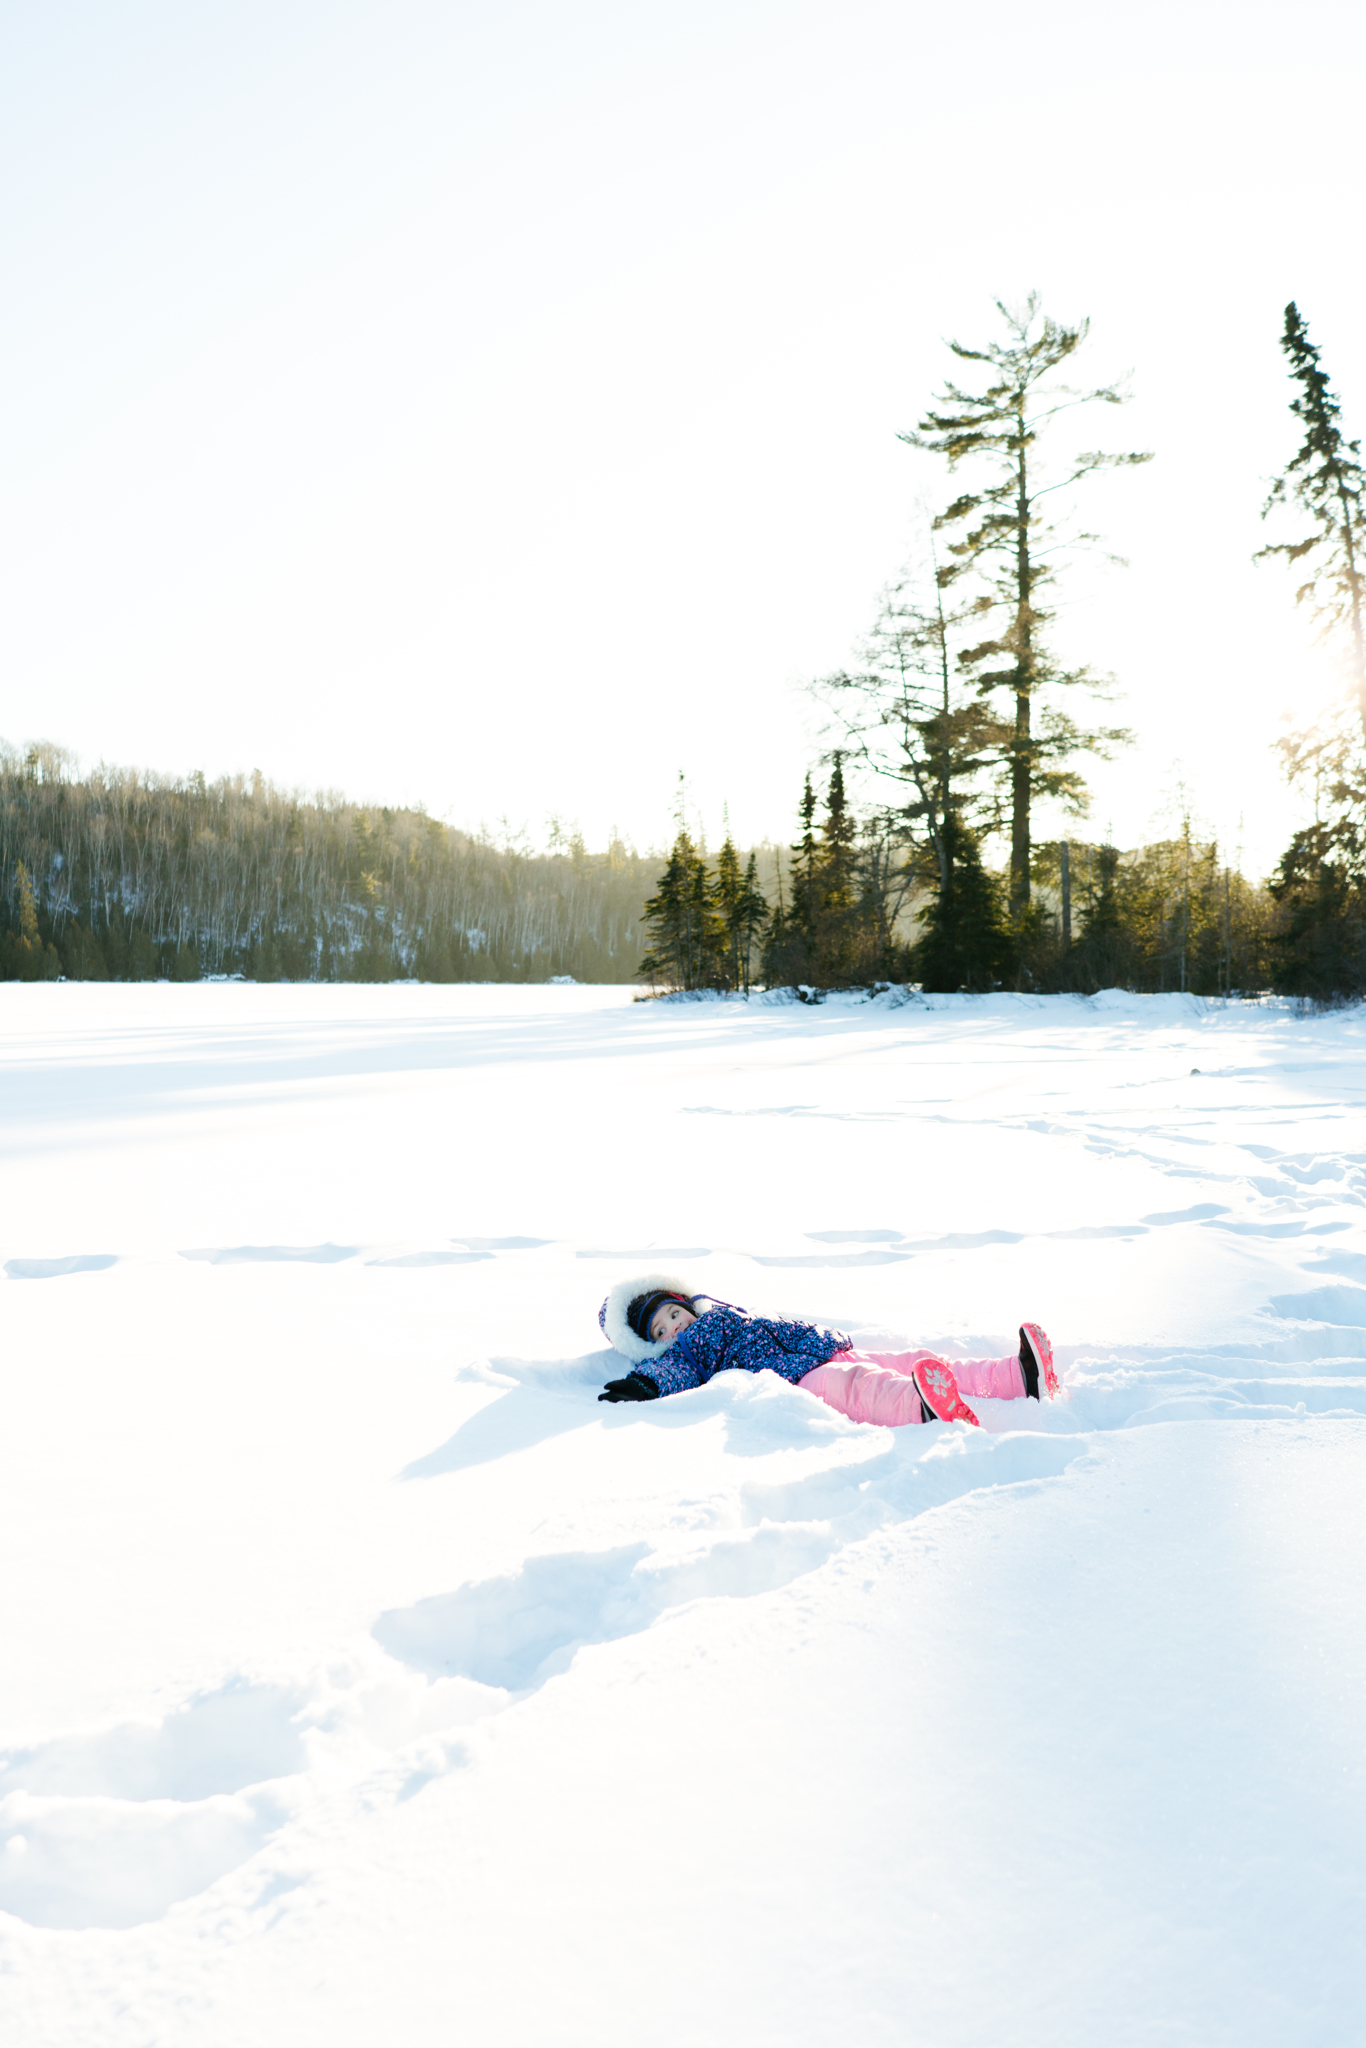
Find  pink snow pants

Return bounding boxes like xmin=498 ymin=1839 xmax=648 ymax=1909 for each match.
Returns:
xmin=797 ymin=1348 xmax=1025 ymax=1427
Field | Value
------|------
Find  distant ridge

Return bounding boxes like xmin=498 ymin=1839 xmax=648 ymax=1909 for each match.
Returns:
xmin=0 ymin=742 xmax=658 ymax=983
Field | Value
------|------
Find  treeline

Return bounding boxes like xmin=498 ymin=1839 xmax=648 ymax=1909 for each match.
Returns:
xmin=642 ymin=762 xmax=1273 ymax=996
xmin=0 ymin=735 xmax=1280 ymax=997
xmin=0 ymin=746 xmax=656 ymax=982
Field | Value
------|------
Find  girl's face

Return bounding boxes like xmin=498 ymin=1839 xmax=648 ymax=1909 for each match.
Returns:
xmin=649 ymin=1300 xmax=697 ymax=1345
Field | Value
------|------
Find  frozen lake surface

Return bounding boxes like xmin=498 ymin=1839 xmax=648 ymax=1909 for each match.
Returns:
xmin=1 ymin=981 xmax=1363 ymax=2045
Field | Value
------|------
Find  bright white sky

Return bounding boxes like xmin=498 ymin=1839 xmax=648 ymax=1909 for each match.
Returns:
xmin=1 ymin=0 xmax=1363 ymax=878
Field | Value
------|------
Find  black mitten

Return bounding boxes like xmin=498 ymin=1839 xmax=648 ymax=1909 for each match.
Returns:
xmin=598 ymin=1371 xmax=660 ymax=1403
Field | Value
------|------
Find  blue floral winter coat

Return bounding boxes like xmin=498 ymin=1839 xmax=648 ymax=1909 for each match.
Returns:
xmin=645 ymin=1305 xmax=850 ymax=1398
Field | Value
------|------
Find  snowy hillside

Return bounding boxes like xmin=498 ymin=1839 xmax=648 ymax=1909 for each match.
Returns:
xmin=1 ymin=983 xmax=1363 ymax=2045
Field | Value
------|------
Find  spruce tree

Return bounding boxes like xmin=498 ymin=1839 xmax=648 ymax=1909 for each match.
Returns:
xmin=813 ymin=757 xmax=858 ymax=981
xmin=789 ymin=773 xmax=821 ymax=957
xmin=760 ymin=848 xmax=793 ymax=989
xmin=639 ymin=828 xmax=721 ymax=990
xmin=685 ymin=841 xmax=724 ymax=987
xmin=762 ymin=766 xmax=904 ymax=990
xmin=1269 ymin=824 xmax=1366 ymax=998
xmin=640 ymin=832 xmax=692 ymax=989
xmin=820 ymin=759 xmax=855 ymax=914
xmin=1258 ymin=303 xmax=1366 ymax=740
xmin=735 ymin=851 xmax=768 ymax=994
xmin=903 ymin=297 xmax=1147 ymax=915
xmin=914 ymin=812 xmax=1010 ymax=993
xmin=711 ymin=829 xmax=768 ymax=992
xmin=713 ymin=832 xmax=744 ymax=990
xmin=761 ymin=777 xmax=824 ymax=989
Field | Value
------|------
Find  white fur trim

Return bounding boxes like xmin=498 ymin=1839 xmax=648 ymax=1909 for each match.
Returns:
xmin=599 ymin=1272 xmax=699 ymax=1363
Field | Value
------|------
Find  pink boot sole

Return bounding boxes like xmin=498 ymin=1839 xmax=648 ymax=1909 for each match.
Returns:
xmin=1020 ymin=1322 xmax=1058 ymax=1399
xmin=911 ymin=1358 xmax=981 ymax=1427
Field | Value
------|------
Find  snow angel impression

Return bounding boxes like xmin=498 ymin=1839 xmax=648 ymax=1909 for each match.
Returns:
xmin=597 ymin=1274 xmax=1057 ymax=1427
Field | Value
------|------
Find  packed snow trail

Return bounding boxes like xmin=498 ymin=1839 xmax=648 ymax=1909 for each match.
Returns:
xmin=0 ymin=984 xmax=1363 ymax=2045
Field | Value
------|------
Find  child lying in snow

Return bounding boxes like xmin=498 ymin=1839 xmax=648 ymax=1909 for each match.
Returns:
xmin=596 ymin=1273 xmax=1057 ymax=1428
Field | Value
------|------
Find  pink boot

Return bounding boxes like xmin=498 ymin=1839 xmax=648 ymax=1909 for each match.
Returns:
xmin=911 ymin=1358 xmax=980 ymax=1428
xmin=1019 ymin=1323 xmax=1058 ymax=1400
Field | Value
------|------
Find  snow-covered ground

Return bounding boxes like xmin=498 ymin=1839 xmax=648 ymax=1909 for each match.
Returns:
xmin=1 ymin=982 xmax=1364 ymax=2046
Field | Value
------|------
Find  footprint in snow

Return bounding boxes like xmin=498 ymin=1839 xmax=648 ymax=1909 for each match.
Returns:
xmin=5 ymin=1255 xmax=119 ymax=1279
xmin=180 ymin=1243 xmax=359 ymax=1265
xmin=373 ymin=1525 xmax=842 ymax=1695
xmin=369 ymin=1250 xmax=492 ymax=1267
xmin=0 ymin=1681 xmax=306 ymax=1930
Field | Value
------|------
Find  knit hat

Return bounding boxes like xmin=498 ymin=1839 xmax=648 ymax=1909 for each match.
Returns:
xmin=598 ymin=1271 xmax=700 ymax=1363
xmin=627 ymin=1289 xmax=694 ymax=1341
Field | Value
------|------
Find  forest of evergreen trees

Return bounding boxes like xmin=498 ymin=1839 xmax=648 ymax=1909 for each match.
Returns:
xmin=3 ymin=297 xmax=1364 ymax=999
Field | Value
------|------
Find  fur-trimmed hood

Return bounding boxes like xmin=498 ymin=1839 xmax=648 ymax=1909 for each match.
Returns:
xmin=598 ymin=1272 xmax=702 ymax=1363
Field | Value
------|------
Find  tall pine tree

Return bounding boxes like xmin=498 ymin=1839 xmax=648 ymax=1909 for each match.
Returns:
xmin=1257 ymin=302 xmax=1366 ymax=741
xmin=1258 ymin=305 xmax=1366 ymax=994
xmin=903 ymin=297 xmax=1146 ymax=916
